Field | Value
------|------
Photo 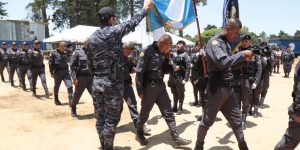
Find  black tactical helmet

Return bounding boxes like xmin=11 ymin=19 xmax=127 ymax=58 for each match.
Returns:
xmin=11 ymin=42 xmax=17 ymax=46
xmin=98 ymin=7 xmax=115 ymax=21
xmin=23 ymin=42 xmax=29 ymax=45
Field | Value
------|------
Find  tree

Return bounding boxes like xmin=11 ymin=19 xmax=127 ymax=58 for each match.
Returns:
xmin=278 ymin=30 xmax=292 ymax=39
xmin=294 ymin=30 xmax=300 ymax=39
xmin=259 ymin=31 xmax=267 ymax=42
xmin=204 ymin=24 xmax=217 ymax=30
xmin=26 ymin=0 xmax=52 ymax=38
xmin=192 ymin=27 xmax=221 ymax=44
xmin=0 ymin=1 xmax=7 ymax=19
xmin=183 ymin=34 xmax=193 ymax=42
xmin=269 ymin=34 xmax=278 ymax=39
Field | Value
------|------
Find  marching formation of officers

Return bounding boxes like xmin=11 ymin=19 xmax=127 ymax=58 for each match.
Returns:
xmin=0 ymin=40 xmax=50 ymax=97
xmin=1 ymin=2 xmax=300 ymax=149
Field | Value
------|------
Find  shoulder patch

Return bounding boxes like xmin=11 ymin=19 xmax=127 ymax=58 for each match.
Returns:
xmin=139 ymin=51 xmax=144 ymax=57
xmin=212 ymin=40 xmax=219 ymax=45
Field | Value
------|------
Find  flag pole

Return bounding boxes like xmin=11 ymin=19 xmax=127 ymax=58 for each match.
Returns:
xmin=192 ymin=0 xmax=207 ymax=79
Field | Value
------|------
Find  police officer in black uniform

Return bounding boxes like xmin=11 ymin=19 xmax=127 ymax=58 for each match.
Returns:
xmin=69 ymin=41 xmax=95 ymax=118
xmin=122 ymin=42 xmax=150 ymax=132
xmin=8 ymin=42 xmax=20 ymax=87
xmin=190 ymin=42 xmax=207 ymax=108
xmin=49 ymin=42 xmax=73 ymax=105
xmin=232 ymin=35 xmax=262 ymax=127
xmin=135 ymin=34 xmax=191 ymax=146
xmin=168 ymin=40 xmax=191 ymax=115
xmin=282 ymin=46 xmax=295 ymax=78
xmin=259 ymin=42 xmax=272 ymax=109
xmin=195 ymin=18 xmax=252 ymax=150
xmin=30 ymin=40 xmax=51 ymax=97
xmin=0 ymin=42 xmax=10 ymax=82
xmin=17 ymin=42 xmax=32 ymax=91
xmin=274 ymin=60 xmax=300 ymax=150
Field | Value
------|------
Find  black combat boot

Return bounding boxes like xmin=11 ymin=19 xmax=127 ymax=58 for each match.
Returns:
xmin=189 ymin=100 xmax=198 ymax=107
xmin=171 ymin=132 xmax=192 ymax=146
xmin=177 ymin=103 xmax=183 ymax=115
xmin=253 ymin=105 xmax=259 ymax=118
xmin=259 ymin=97 xmax=265 ymax=109
xmin=71 ymin=106 xmax=77 ymax=118
xmin=172 ymin=102 xmax=178 ymax=112
xmin=238 ymin=142 xmax=249 ymax=150
xmin=194 ymin=141 xmax=204 ymax=150
xmin=248 ymin=106 xmax=253 ymax=116
xmin=11 ymin=81 xmax=14 ymax=87
xmin=54 ymin=95 xmax=62 ymax=105
xmin=103 ymin=145 xmax=113 ymax=150
xmin=196 ymin=97 xmax=202 ymax=107
xmin=100 ymin=141 xmax=104 ymax=150
xmin=287 ymin=72 xmax=290 ymax=78
xmin=1 ymin=76 xmax=4 ymax=82
xmin=136 ymin=125 xmax=148 ymax=146
xmin=133 ymin=119 xmax=151 ymax=133
xmin=32 ymin=89 xmax=37 ymax=97
xmin=242 ymin=113 xmax=247 ymax=130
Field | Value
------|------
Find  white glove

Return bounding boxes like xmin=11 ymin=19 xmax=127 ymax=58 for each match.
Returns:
xmin=252 ymin=83 xmax=257 ymax=89
xmin=190 ymin=64 xmax=194 ymax=68
xmin=182 ymin=80 xmax=186 ymax=85
xmin=263 ymin=57 xmax=267 ymax=61
xmin=196 ymin=52 xmax=200 ymax=57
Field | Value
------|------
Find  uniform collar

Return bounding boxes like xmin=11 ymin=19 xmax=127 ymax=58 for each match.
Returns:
xmin=152 ymin=41 xmax=160 ymax=53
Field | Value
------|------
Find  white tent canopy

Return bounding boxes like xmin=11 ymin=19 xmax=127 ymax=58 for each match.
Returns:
xmin=43 ymin=25 xmax=98 ymax=43
xmin=43 ymin=24 xmax=195 ymax=46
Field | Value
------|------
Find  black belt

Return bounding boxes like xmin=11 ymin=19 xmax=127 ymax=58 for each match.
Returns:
xmin=146 ymin=79 xmax=163 ymax=87
xmin=220 ymin=81 xmax=234 ymax=87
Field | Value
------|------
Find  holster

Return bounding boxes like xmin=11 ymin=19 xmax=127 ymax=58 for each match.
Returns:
xmin=110 ymin=62 xmax=124 ymax=80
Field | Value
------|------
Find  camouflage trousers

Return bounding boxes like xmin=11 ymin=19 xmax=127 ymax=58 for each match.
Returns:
xmin=92 ymin=76 xmax=123 ymax=149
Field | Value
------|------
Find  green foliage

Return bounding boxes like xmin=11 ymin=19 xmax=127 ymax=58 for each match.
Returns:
xmin=0 ymin=1 xmax=7 ymax=18
xmin=277 ymin=30 xmax=292 ymax=39
xmin=294 ymin=30 xmax=300 ymax=39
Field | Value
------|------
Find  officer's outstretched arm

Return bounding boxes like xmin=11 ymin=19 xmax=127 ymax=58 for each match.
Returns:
xmin=114 ymin=9 xmax=147 ymax=39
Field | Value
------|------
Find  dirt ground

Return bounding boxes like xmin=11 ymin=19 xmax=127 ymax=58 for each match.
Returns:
xmin=0 ymin=60 xmax=299 ymax=150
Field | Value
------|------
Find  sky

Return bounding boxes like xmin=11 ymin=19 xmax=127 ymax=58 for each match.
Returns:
xmin=2 ymin=0 xmax=300 ymax=37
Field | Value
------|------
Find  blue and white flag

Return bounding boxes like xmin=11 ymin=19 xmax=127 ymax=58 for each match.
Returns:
xmin=147 ymin=0 xmax=196 ymax=32
xmin=222 ymin=0 xmax=239 ymax=28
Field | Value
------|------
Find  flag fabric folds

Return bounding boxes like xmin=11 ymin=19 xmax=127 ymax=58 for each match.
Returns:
xmin=222 ymin=0 xmax=239 ymax=28
xmin=147 ymin=0 xmax=196 ymax=32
